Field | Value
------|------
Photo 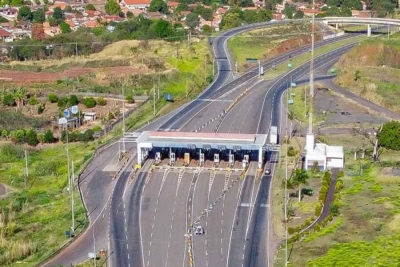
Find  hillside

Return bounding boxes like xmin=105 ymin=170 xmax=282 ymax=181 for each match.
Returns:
xmin=333 ymin=33 xmax=400 ymax=113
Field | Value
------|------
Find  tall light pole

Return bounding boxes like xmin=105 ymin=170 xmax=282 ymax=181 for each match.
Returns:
xmin=122 ymin=84 xmax=126 ymax=154
xmin=24 ymin=150 xmax=28 ymax=190
xmin=309 ymin=0 xmax=316 ymax=134
xmin=71 ymin=160 xmax=75 ymax=234
xmin=153 ymin=85 xmax=156 ymax=116
xmin=65 ymin=123 xmax=71 ymax=195
xmin=285 ymin=90 xmax=289 ymax=267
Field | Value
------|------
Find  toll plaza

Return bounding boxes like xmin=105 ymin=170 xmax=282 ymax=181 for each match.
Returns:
xmin=135 ymin=131 xmax=269 ymax=170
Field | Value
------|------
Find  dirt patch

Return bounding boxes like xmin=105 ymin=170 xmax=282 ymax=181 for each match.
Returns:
xmin=0 ymin=183 xmax=7 ymax=196
xmin=0 ymin=66 xmax=142 ymax=84
xmin=313 ymin=86 xmax=387 ymax=128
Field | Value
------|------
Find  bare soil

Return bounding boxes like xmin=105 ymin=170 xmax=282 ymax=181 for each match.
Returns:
xmin=0 ymin=66 xmax=142 ymax=83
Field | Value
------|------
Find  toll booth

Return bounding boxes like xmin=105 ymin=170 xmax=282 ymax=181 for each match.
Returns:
xmin=199 ymin=153 xmax=205 ymax=166
xmin=214 ymin=154 xmax=220 ymax=164
xmin=170 ymin=152 xmax=176 ymax=165
xmin=229 ymin=154 xmax=234 ymax=167
xmin=155 ymin=152 xmax=161 ymax=164
xmin=242 ymin=154 xmax=249 ymax=168
xmin=184 ymin=153 xmax=190 ymax=165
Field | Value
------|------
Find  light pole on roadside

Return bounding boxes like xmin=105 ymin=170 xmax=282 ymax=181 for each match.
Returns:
xmin=122 ymin=84 xmax=126 ymax=154
xmin=71 ymin=160 xmax=75 ymax=234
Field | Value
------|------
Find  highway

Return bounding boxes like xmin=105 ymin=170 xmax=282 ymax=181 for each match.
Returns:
xmin=42 ymin=19 xmax=384 ymax=267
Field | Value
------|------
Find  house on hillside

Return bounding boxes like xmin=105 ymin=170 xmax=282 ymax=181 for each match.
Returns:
xmin=0 ymin=28 xmax=12 ymax=42
xmin=119 ymin=0 xmax=151 ymax=10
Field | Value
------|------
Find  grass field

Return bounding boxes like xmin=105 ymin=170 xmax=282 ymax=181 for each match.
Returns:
xmin=274 ymin=133 xmax=400 ymax=267
xmin=262 ymin=35 xmax=368 ymax=80
xmin=227 ymin=23 xmax=313 ymax=72
xmin=333 ymin=32 xmax=400 ymax=113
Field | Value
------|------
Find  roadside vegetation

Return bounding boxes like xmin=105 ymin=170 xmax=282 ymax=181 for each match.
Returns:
xmin=0 ymin=36 xmax=211 ymax=265
xmin=227 ymin=23 xmax=320 ymax=72
xmin=333 ymin=32 xmax=400 ymax=113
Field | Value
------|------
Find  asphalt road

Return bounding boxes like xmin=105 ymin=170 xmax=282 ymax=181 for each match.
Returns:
xmin=158 ymin=32 xmax=362 ymax=132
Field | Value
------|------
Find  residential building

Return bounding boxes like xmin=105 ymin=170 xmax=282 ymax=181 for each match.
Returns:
xmin=119 ymin=0 xmax=151 ymax=10
xmin=0 ymin=27 xmax=12 ymax=42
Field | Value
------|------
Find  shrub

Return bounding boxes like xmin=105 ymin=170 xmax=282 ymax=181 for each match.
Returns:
xmin=43 ymin=130 xmax=55 ymax=143
xmin=3 ymin=93 xmax=15 ymax=106
xmin=84 ymin=97 xmax=96 ymax=108
xmin=288 ymin=227 xmax=296 ymax=235
xmin=57 ymin=97 xmax=69 ymax=108
xmin=331 ymin=202 xmax=340 ymax=216
xmin=29 ymin=97 xmax=38 ymax=105
xmin=37 ymin=103 xmax=45 ymax=114
xmin=48 ymin=94 xmax=58 ymax=103
xmin=97 ymin=97 xmax=107 ymax=106
xmin=25 ymin=129 xmax=39 ymax=146
xmin=92 ymin=125 xmax=102 ymax=132
xmin=337 ymin=170 xmax=344 ymax=178
xmin=68 ymin=95 xmax=79 ymax=106
xmin=10 ymin=130 xmax=25 ymax=144
xmin=315 ymin=204 xmax=323 ymax=216
xmin=287 ymin=146 xmax=296 ymax=157
xmin=335 ymin=179 xmax=344 ymax=192
xmin=1 ymin=129 xmax=8 ymax=139
xmin=314 ymin=223 xmax=321 ymax=231
xmin=126 ymin=94 xmax=134 ymax=104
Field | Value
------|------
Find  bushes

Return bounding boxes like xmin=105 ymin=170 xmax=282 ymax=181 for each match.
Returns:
xmin=126 ymin=94 xmax=134 ymax=104
xmin=97 ymin=97 xmax=107 ymax=106
xmin=315 ymin=203 xmax=323 ymax=216
xmin=61 ymin=129 xmax=95 ymax=143
xmin=37 ymin=103 xmax=45 ymax=114
xmin=26 ymin=129 xmax=39 ymax=147
xmin=43 ymin=130 xmax=55 ymax=143
xmin=48 ymin=94 xmax=58 ymax=103
xmin=287 ymin=146 xmax=297 ymax=157
xmin=84 ymin=97 xmax=96 ymax=108
xmin=29 ymin=97 xmax=38 ymax=105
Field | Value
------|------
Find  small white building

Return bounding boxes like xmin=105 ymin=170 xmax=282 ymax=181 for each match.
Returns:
xmin=304 ymin=133 xmax=344 ymax=171
xmin=83 ymin=112 xmax=97 ymax=122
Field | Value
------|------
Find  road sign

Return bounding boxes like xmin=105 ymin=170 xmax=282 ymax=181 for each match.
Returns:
xmin=246 ymin=58 xmax=258 ymax=63
xmin=71 ymin=105 xmax=78 ymax=114
xmin=288 ymin=63 xmax=292 ymax=68
xmin=288 ymin=99 xmax=294 ymax=105
xmin=58 ymin=117 xmax=67 ymax=124
xmin=291 ymin=93 xmax=296 ymax=97
xmin=64 ymin=109 xmax=70 ymax=118
xmin=291 ymin=82 xmax=297 ymax=88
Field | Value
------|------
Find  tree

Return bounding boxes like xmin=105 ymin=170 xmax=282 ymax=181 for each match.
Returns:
xmin=32 ymin=8 xmax=45 ymax=23
xmin=68 ymin=94 xmax=79 ymax=105
xmin=221 ymin=11 xmax=242 ymax=30
xmin=84 ymin=97 xmax=96 ymax=108
xmin=291 ymin=169 xmax=309 ymax=202
xmin=29 ymin=96 xmax=38 ymax=105
xmin=105 ymin=0 xmax=121 ymax=15
xmin=2 ymin=93 xmax=15 ymax=106
xmin=186 ymin=12 xmax=200 ymax=29
xmin=293 ymin=10 xmax=304 ymax=19
xmin=17 ymin=6 xmax=32 ymax=21
xmin=378 ymin=121 xmax=400 ymax=151
xmin=52 ymin=7 xmax=65 ymax=22
xmin=127 ymin=11 xmax=134 ymax=18
xmin=154 ymin=20 xmax=172 ymax=38
xmin=43 ymin=129 xmax=55 ymax=143
xmin=32 ymin=23 xmax=46 ymax=40
xmin=64 ymin=5 xmax=73 ymax=13
xmin=149 ymin=0 xmax=168 ymax=13
xmin=202 ymin=24 xmax=212 ymax=35
xmin=60 ymin=21 xmax=71 ymax=33
xmin=11 ymin=0 xmax=23 ymax=6
xmin=86 ymin=3 xmax=96 ymax=11
xmin=26 ymin=129 xmax=39 ymax=146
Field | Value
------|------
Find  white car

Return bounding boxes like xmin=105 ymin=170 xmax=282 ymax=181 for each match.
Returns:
xmin=265 ymin=168 xmax=271 ymax=175
xmin=195 ymin=226 xmax=204 ymax=235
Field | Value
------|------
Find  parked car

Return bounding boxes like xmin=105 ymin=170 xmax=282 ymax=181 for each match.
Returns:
xmin=265 ymin=168 xmax=271 ymax=175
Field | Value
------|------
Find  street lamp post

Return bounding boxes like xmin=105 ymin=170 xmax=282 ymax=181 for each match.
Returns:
xmin=285 ymin=89 xmax=289 ymax=267
xmin=65 ymin=123 xmax=71 ymax=195
xmin=71 ymin=161 xmax=75 ymax=234
xmin=122 ymin=85 xmax=126 ymax=154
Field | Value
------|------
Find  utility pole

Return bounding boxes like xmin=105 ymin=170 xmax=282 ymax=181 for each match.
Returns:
xmin=158 ymin=75 xmax=160 ymax=100
xmin=186 ymin=80 xmax=189 ymax=98
xmin=65 ymin=123 xmax=71 ymax=194
xmin=71 ymin=161 xmax=75 ymax=234
xmin=308 ymin=0 xmax=315 ymax=134
xmin=93 ymin=227 xmax=97 ymax=267
xmin=24 ymin=150 xmax=28 ymax=190
xmin=387 ymin=25 xmax=390 ymax=40
xmin=285 ymin=91 xmax=289 ymax=267
xmin=204 ymin=56 xmax=207 ymax=82
xmin=122 ymin=84 xmax=126 ymax=154
xmin=153 ymin=85 xmax=156 ymax=116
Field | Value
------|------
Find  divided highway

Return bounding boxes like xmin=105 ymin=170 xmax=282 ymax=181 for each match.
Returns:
xmin=42 ymin=20 xmax=377 ymax=267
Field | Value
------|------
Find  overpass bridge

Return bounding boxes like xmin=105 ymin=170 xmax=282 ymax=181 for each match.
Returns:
xmin=322 ymin=17 xmax=400 ymax=37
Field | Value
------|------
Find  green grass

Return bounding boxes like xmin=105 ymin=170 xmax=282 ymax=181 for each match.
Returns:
xmin=0 ymin=40 xmax=212 ymax=266
xmin=0 ymin=142 xmax=97 ymax=266
xmin=274 ymin=133 xmax=400 ymax=267
xmin=263 ymin=35 xmax=368 ymax=80
xmin=227 ymin=23 xmax=311 ymax=71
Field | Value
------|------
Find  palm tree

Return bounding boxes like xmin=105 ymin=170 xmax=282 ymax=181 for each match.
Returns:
xmin=287 ymin=110 xmax=296 ymax=138
xmin=291 ymin=168 xmax=309 ymax=202
xmin=12 ymin=86 xmax=26 ymax=109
